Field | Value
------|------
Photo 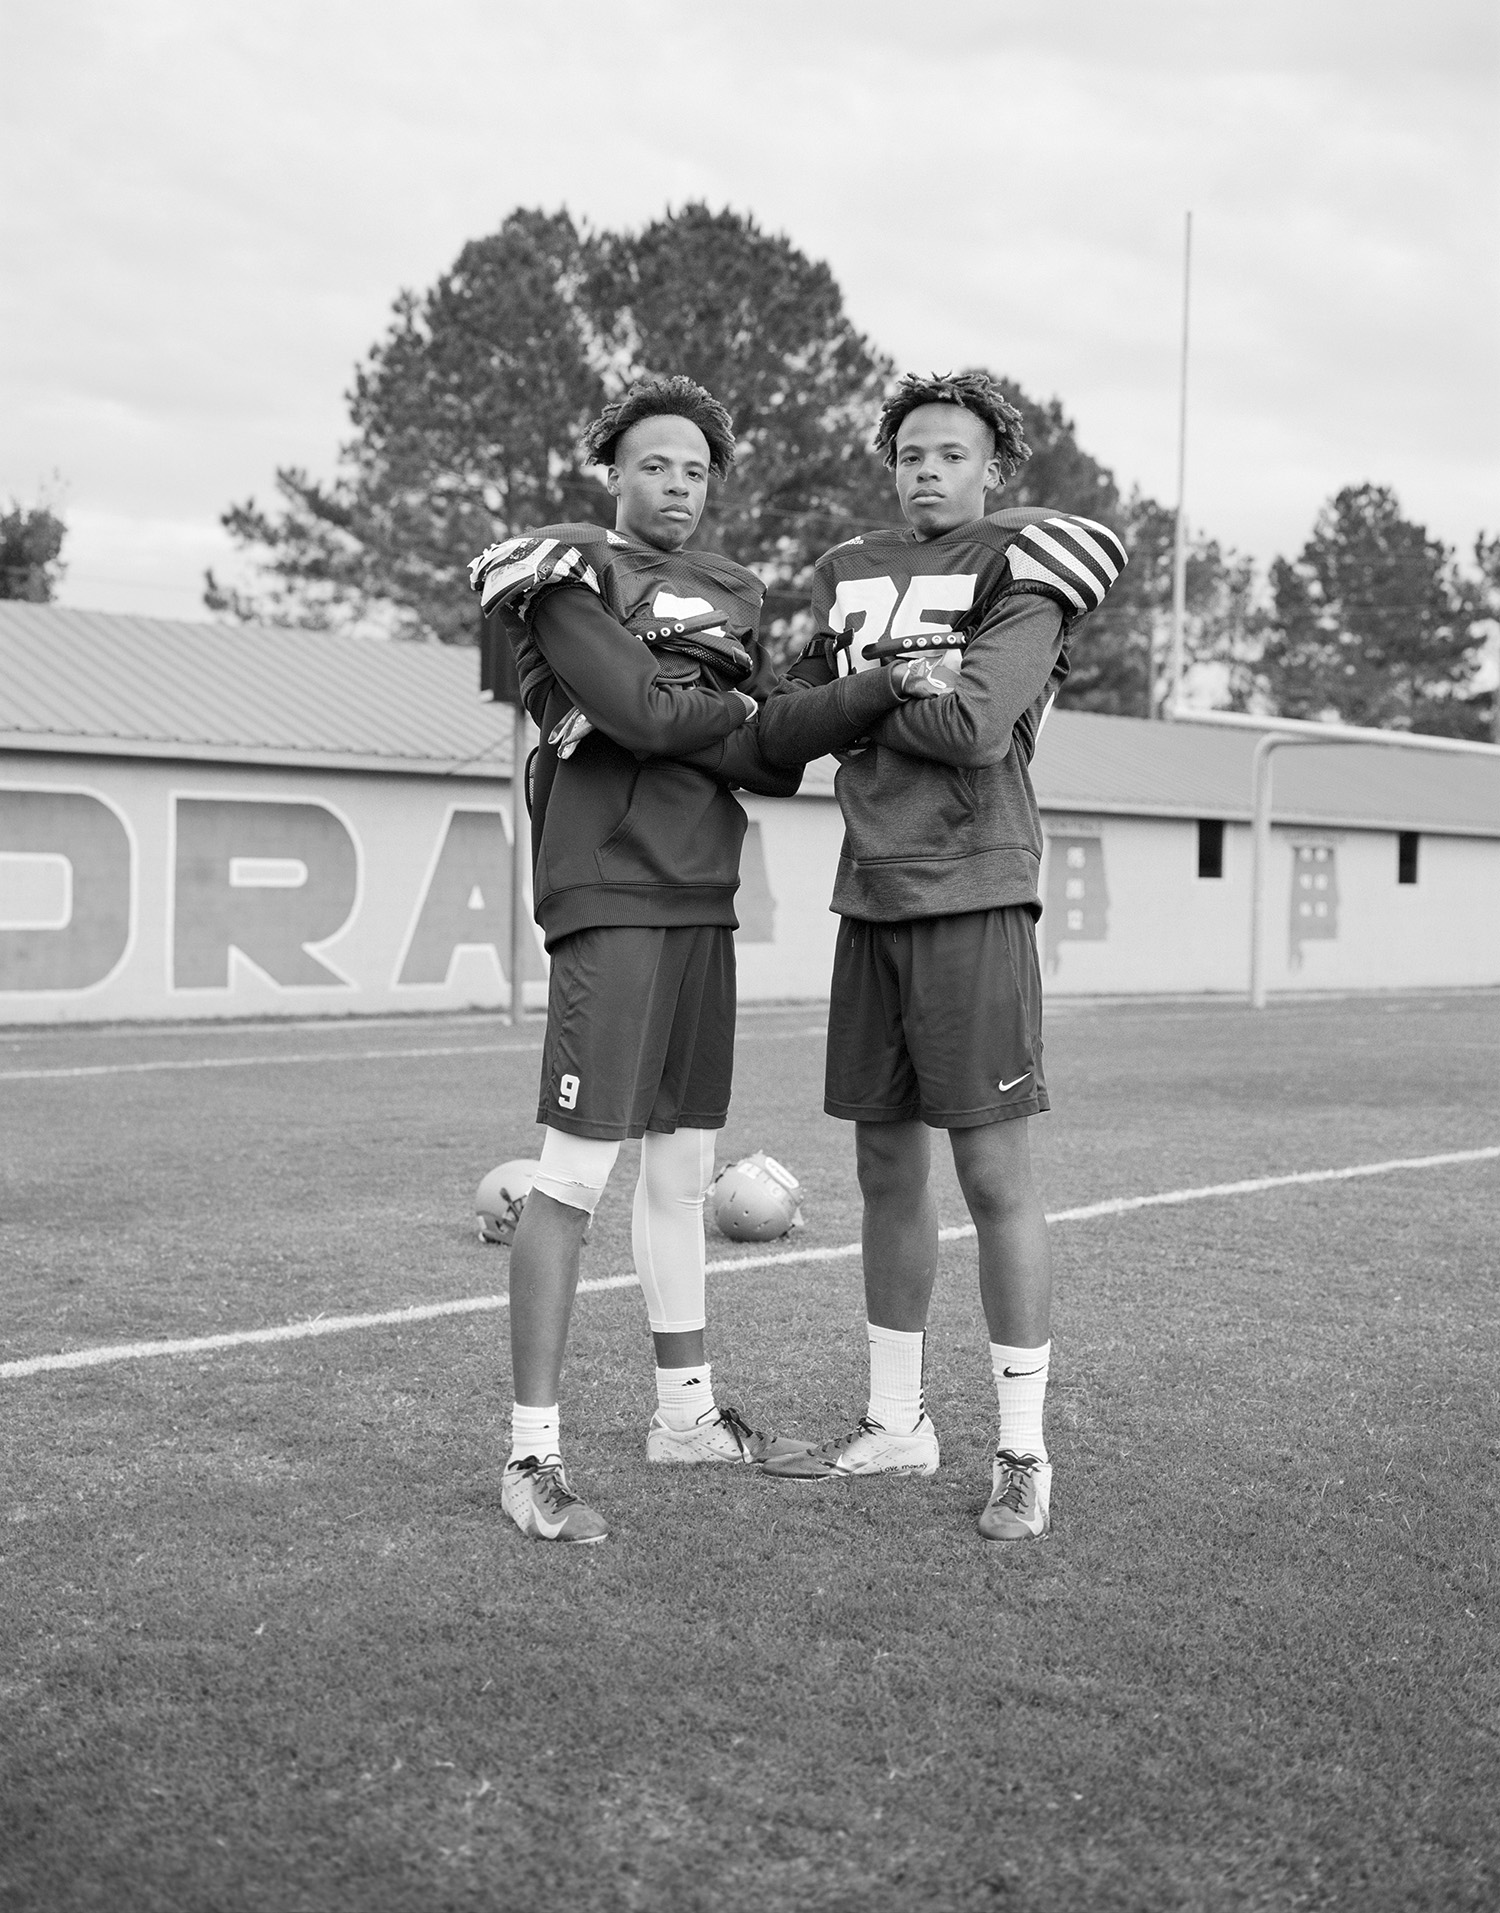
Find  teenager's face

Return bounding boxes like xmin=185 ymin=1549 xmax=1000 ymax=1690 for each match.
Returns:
xmin=893 ymin=403 xmax=1002 ymax=539
xmin=608 ymin=415 xmax=712 ymax=551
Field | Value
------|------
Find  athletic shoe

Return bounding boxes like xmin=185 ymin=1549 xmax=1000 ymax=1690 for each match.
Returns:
xmin=759 ymin=1412 xmax=940 ymax=1480
xmin=501 ymin=1454 xmax=608 ymax=1545
xmin=978 ymin=1449 xmax=1052 ymax=1542
xmin=646 ymin=1402 xmax=812 ymax=1467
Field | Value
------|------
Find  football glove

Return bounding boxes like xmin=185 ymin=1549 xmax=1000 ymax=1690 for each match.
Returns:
xmin=548 ymin=707 xmax=595 ymax=760
xmin=891 ymin=652 xmax=963 ymax=699
xmin=476 ymin=1159 xmax=541 ymax=1245
xmin=708 ymin=1152 xmax=804 ymax=1242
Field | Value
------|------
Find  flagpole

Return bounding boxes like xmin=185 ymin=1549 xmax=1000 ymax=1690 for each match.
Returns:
xmin=1167 ymin=210 xmax=1193 ymax=719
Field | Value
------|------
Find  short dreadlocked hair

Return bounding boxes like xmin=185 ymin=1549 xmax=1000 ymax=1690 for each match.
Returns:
xmin=582 ymin=376 xmax=736 ymax=480
xmin=874 ymin=371 xmax=1031 ymax=484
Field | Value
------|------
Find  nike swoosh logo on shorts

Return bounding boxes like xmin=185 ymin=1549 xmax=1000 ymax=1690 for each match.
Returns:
xmin=997 ymin=1072 xmax=1031 ymax=1092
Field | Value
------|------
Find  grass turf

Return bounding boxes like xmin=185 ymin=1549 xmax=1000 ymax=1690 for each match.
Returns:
xmin=2 ymin=993 xmax=1498 ymax=1911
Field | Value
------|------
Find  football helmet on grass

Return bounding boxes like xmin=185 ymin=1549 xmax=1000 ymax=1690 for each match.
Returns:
xmin=476 ymin=1159 xmax=541 ymax=1245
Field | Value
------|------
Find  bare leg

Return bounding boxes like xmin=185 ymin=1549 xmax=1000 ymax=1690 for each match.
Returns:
xmin=949 ymin=1118 xmax=1051 ymax=1347
xmin=508 ymin=1190 xmax=592 ymax=1405
xmin=855 ymin=1120 xmax=939 ymax=1331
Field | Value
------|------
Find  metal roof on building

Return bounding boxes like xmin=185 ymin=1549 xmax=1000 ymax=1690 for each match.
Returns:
xmin=1032 ymin=708 xmax=1500 ymax=838
xmin=0 ymin=604 xmax=514 ymax=779
xmin=792 ymin=711 xmax=1500 ymax=838
xmin=3 ymin=605 xmax=1497 ymax=835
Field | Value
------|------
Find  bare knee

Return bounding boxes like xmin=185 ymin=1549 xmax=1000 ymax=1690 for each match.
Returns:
xmin=856 ymin=1121 xmax=930 ymax=1209
xmin=951 ymin=1121 xmax=1038 ymax=1228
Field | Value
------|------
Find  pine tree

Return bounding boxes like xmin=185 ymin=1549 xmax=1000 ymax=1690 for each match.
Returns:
xmin=1259 ymin=484 xmax=1487 ymax=737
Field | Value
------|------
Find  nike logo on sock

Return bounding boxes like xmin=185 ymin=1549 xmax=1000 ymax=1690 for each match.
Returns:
xmin=1002 ymin=1366 xmax=1045 ymax=1378
xmin=997 ymin=1072 xmax=1031 ymax=1092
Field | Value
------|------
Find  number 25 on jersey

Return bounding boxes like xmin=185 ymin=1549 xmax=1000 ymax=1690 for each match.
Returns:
xmin=829 ymin=573 xmax=978 ymax=672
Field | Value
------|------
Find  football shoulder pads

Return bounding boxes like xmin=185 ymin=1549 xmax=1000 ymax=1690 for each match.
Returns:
xmin=469 ymin=532 xmax=605 ymax=619
xmin=858 ymin=514 xmax=1128 ymax=665
xmin=475 ymin=1158 xmax=541 ymax=1246
xmin=709 ymin=1152 xmax=803 ymax=1243
xmin=999 ymin=513 xmax=1127 ymax=622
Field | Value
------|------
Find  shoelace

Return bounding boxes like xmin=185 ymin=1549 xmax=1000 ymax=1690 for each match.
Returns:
xmin=510 ymin=1455 xmax=582 ymax=1512
xmin=992 ymin=1450 xmax=1041 ymax=1511
xmin=714 ymin=1404 xmax=759 ymax=1454
xmin=810 ymin=1414 xmax=883 ymax=1461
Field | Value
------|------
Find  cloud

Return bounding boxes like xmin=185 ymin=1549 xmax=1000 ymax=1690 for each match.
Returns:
xmin=2 ymin=0 xmax=1495 ymax=616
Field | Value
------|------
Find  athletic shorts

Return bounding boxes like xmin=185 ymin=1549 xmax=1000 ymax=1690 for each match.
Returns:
xmin=537 ymin=924 xmax=736 ymax=1140
xmin=824 ymin=906 xmax=1049 ymax=1129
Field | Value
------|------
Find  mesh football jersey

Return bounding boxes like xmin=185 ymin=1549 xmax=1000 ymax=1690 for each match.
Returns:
xmin=810 ymin=506 xmax=1125 ymax=674
xmin=471 ymin=523 xmax=765 ymax=710
xmin=806 ymin=505 xmax=1126 ymax=764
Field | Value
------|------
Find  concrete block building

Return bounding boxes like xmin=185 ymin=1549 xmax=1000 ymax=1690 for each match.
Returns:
xmin=3 ymin=605 xmax=1497 ymax=1024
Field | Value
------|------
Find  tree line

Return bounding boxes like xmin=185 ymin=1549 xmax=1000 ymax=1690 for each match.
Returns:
xmin=10 ymin=205 xmax=1496 ymax=738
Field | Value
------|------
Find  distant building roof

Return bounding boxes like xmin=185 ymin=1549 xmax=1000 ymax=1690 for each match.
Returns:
xmin=0 ymin=604 xmax=513 ymax=778
xmin=3 ymin=606 xmax=1497 ymax=835
xmin=1033 ymin=707 xmax=1500 ymax=838
xmin=795 ymin=709 xmax=1500 ymax=838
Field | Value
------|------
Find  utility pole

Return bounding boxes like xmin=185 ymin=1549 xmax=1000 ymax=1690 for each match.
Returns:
xmin=1167 ymin=210 xmax=1193 ymax=719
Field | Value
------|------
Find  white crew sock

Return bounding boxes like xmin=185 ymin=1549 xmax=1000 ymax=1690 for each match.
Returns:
xmin=990 ymin=1340 xmax=1050 ymax=1462
xmin=867 ymin=1324 xmax=926 ymax=1434
xmin=655 ymin=1362 xmax=714 ymax=1431
xmin=510 ymin=1402 xmax=561 ymax=1467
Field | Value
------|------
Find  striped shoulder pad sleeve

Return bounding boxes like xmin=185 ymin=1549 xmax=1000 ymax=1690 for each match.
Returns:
xmin=1004 ymin=515 xmax=1127 ymax=620
xmin=467 ymin=535 xmax=603 ymax=617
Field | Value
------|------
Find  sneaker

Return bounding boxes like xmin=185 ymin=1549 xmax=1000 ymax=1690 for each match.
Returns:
xmin=978 ymin=1449 xmax=1052 ymax=1542
xmin=646 ymin=1402 xmax=812 ymax=1467
xmin=501 ymin=1454 xmax=609 ymax=1545
xmin=759 ymin=1412 xmax=939 ymax=1480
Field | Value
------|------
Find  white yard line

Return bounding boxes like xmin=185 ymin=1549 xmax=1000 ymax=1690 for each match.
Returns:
xmin=0 ymin=1024 xmax=827 ymax=1083
xmin=4 ymin=1144 xmax=1495 ymax=1381
xmin=0 ymin=1042 xmax=541 ymax=1081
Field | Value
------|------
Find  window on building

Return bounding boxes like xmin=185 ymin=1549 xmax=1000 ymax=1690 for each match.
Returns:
xmin=1197 ymin=819 xmax=1225 ymax=880
xmin=1398 ymin=832 xmax=1420 ymax=885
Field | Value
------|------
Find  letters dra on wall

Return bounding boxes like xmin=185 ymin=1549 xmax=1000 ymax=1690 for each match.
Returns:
xmin=1 ymin=787 xmax=545 ymax=1001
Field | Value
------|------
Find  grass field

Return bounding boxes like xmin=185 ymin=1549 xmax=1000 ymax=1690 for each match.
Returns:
xmin=3 ymin=992 xmax=1498 ymax=1912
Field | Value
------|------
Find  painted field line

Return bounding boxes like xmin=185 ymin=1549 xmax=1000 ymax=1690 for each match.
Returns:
xmin=4 ymin=1143 xmax=1495 ymax=1381
xmin=0 ymin=1025 xmax=825 ymax=1084
xmin=0 ymin=1042 xmax=538 ymax=1082
xmin=0 ymin=1275 xmax=641 ymax=1378
xmin=1039 ymin=1144 xmax=1500 ymax=1223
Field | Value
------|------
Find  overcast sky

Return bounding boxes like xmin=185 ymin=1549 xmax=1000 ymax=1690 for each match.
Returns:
xmin=4 ymin=0 xmax=1496 ymax=621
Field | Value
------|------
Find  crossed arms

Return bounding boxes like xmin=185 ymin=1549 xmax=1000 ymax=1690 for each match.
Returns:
xmin=756 ymin=591 xmax=1067 ymax=771
xmin=516 ymin=555 xmax=1067 ymax=788
xmin=526 ymin=588 xmax=801 ymax=797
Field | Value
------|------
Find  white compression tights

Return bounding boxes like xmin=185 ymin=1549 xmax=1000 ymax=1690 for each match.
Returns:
xmin=632 ymin=1127 xmax=716 ymax=1334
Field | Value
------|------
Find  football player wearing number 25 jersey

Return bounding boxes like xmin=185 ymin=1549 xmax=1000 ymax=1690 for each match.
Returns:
xmin=756 ymin=372 xmax=1127 ymax=1540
